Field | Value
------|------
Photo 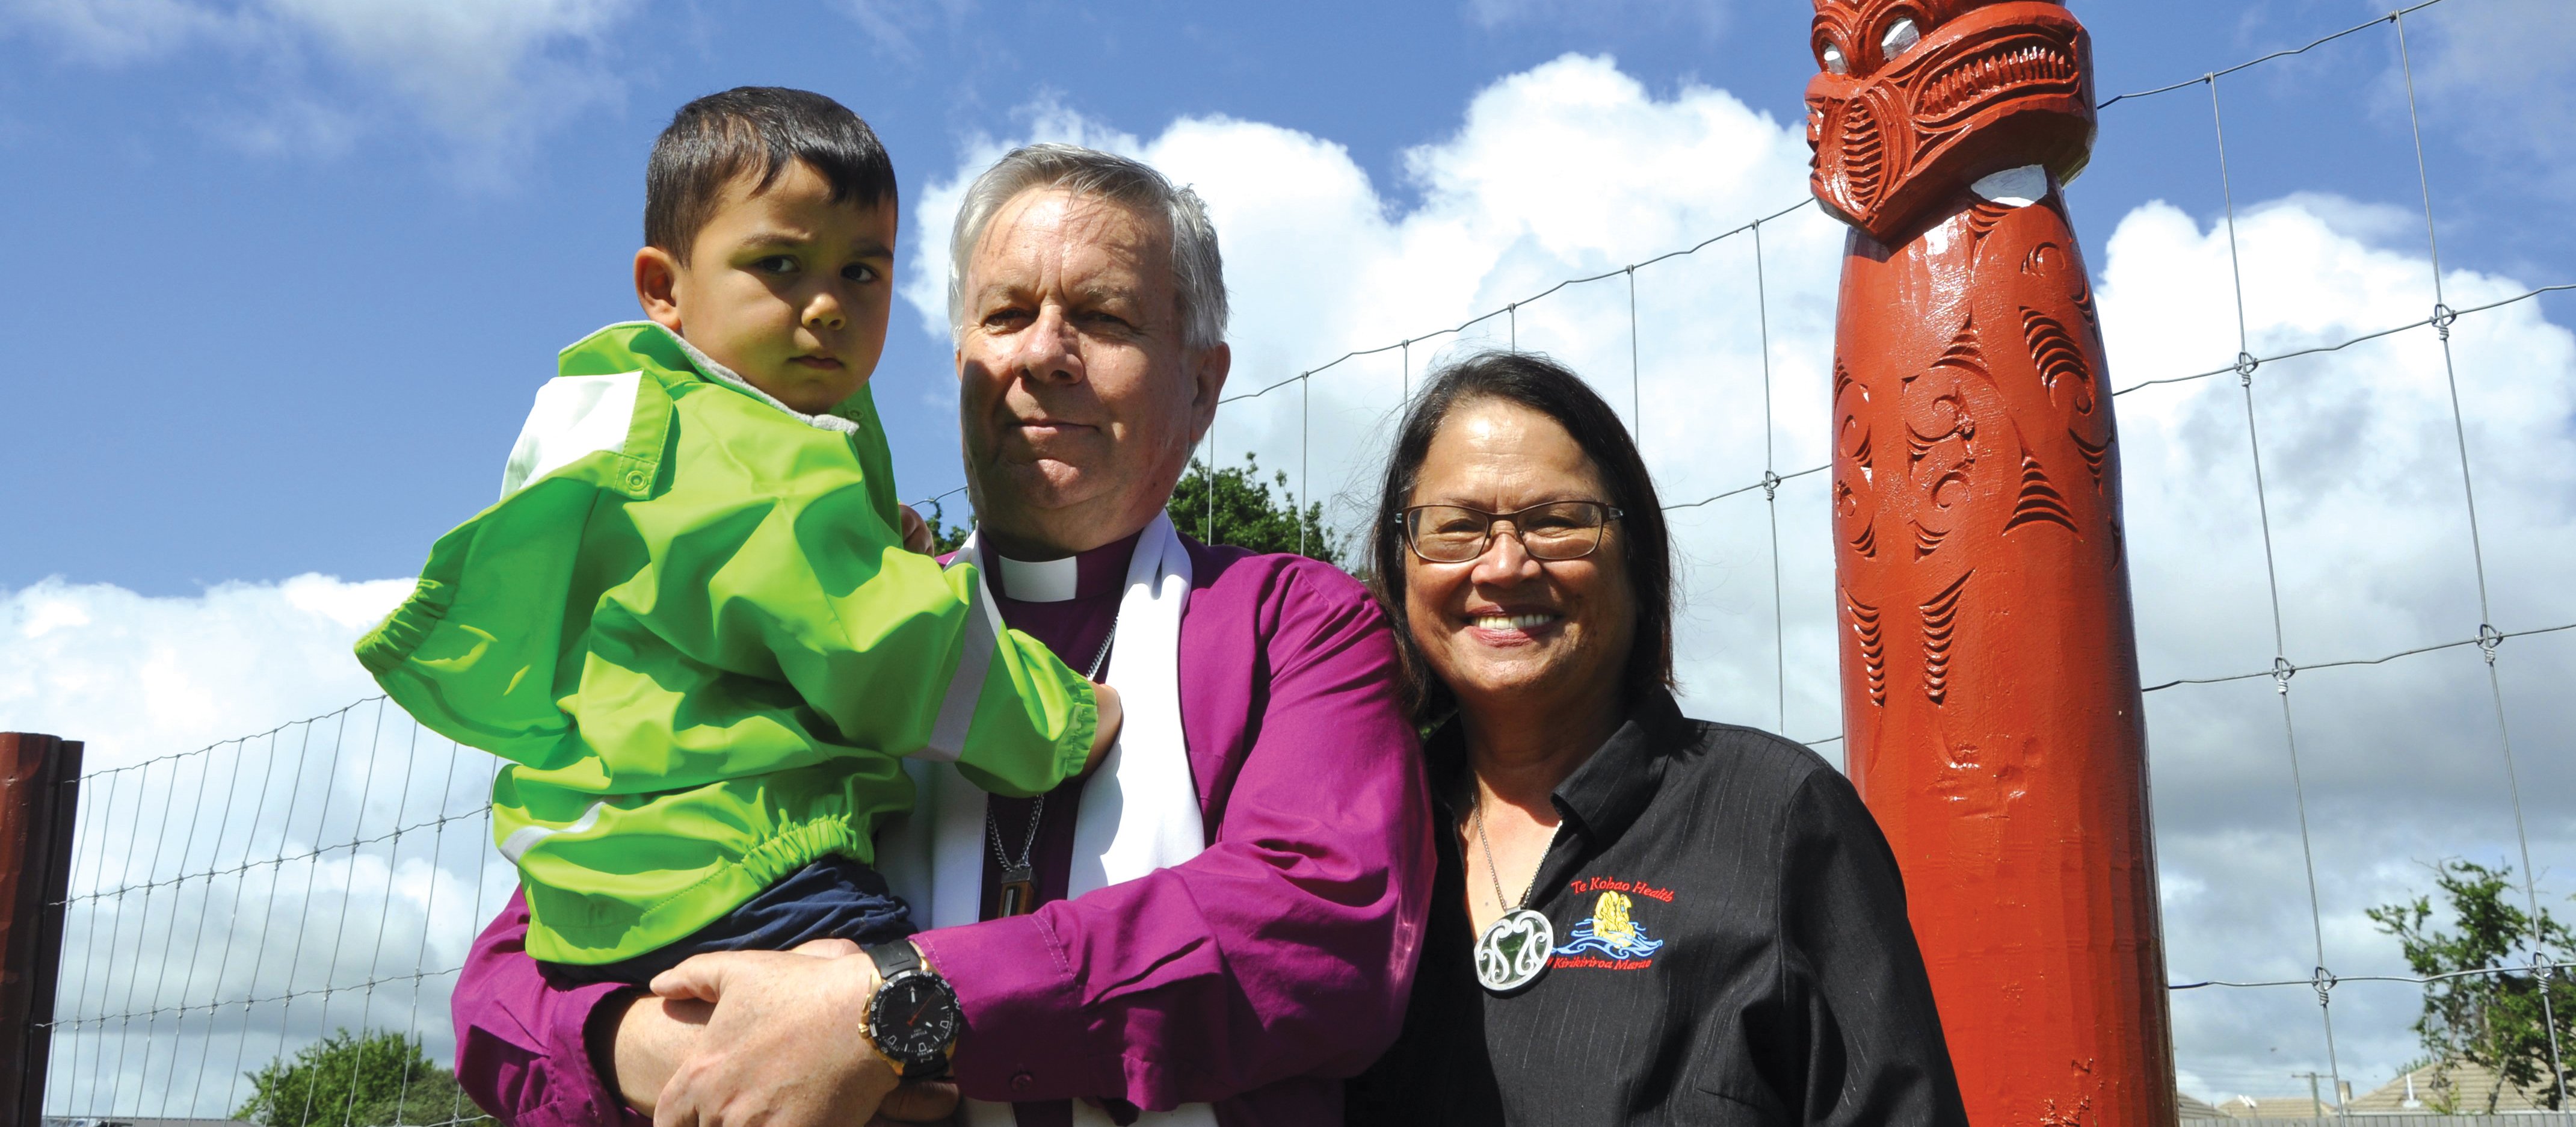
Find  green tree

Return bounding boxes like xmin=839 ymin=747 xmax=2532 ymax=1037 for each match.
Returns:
xmin=2367 ymin=859 xmax=2575 ymax=1111
xmin=1166 ymin=452 xmax=1345 ymax=566
xmin=235 ymin=1028 xmax=493 ymax=1127
xmin=922 ymin=498 xmax=972 ymax=555
xmin=911 ymin=453 xmax=1346 ymax=566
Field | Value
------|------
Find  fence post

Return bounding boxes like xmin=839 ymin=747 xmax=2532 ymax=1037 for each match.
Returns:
xmin=0 ymin=732 xmax=84 ymax=1125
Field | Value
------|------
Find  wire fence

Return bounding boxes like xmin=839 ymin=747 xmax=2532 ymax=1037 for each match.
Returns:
xmin=37 ymin=702 xmax=508 ymax=1123
xmin=2134 ymin=2 xmax=2566 ymax=1105
xmin=29 ymin=0 xmax=2574 ymax=1119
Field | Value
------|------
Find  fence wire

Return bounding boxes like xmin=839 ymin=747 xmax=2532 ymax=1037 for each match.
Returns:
xmin=40 ymin=700 xmax=510 ymax=1122
xmin=34 ymin=0 xmax=2574 ymax=1119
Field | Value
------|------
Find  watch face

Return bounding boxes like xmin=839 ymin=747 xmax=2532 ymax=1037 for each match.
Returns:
xmin=872 ymin=974 xmax=960 ymax=1062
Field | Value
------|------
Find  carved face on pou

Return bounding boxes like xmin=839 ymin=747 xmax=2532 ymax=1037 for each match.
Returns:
xmin=1806 ymin=0 xmax=2097 ymax=244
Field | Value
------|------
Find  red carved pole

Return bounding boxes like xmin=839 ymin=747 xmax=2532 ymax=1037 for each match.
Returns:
xmin=1805 ymin=2 xmax=2175 ymax=1123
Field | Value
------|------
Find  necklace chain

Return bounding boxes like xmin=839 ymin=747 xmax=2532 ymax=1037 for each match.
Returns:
xmin=1470 ymin=786 xmax=1549 ymax=914
xmin=986 ymin=622 xmax=1118 ymax=875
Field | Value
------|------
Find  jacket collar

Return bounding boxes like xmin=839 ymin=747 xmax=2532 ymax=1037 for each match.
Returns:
xmin=656 ymin=325 xmax=864 ymax=436
xmin=562 ymin=321 xmax=869 ymax=436
xmin=1426 ymin=687 xmax=1689 ymax=847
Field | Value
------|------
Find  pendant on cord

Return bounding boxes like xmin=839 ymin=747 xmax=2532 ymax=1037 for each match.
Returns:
xmin=1474 ymin=908 xmax=1555 ymax=993
xmin=997 ymin=865 xmax=1037 ymax=918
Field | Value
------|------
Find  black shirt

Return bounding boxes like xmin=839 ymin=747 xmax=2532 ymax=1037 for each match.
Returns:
xmin=1346 ymin=690 xmax=1969 ymax=1126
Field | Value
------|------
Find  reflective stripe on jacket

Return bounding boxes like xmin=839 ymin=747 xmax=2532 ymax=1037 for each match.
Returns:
xmin=357 ymin=321 xmax=1095 ymax=965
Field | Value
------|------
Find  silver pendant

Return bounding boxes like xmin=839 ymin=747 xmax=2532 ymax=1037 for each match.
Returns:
xmin=1474 ymin=908 xmax=1555 ymax=993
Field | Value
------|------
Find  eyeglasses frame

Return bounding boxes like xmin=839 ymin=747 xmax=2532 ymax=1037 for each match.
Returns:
xmin=1394 ymin=501 xmax=1627 ymax=564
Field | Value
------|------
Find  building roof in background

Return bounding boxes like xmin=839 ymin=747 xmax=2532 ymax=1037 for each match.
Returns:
xmin=2346 ymin=1059 xmax=2556 ymax=1114
xmin=2198 ymin=1092 xmax=2346 ymax=1119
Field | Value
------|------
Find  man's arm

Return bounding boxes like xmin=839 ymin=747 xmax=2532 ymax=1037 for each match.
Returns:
xmin=913 ymin=561 xmax=1438 ymax=1108
xmin=452 ymin=890 xmax=653 ymax=1127
xmin=453 ymin=901 xmax=959 ymax=1126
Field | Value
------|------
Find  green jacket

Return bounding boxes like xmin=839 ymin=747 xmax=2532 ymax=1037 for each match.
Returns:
xmin=357 ymin=322 xmax=1095 ymax=965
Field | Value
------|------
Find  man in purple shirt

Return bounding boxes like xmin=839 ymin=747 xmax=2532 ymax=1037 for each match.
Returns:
xmin=449 ymin=143 xmax=1434 ymax=1127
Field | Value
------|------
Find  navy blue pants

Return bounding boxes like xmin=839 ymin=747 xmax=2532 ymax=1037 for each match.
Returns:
xmin=540 ymin=854 xmax=916 ymax=985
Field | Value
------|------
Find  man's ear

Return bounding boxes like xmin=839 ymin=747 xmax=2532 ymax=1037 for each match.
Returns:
xmin=1188 ymin=342 xmax=1231 ymax=444
xmin=635 ymin=247 xmax=685 ymax=333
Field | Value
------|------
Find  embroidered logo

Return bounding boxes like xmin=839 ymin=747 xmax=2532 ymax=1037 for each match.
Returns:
xmin=1551 ymin=888 xmax=1667 ymax=969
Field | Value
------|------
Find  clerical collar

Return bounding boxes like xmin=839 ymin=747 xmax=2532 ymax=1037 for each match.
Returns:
xmin=990 ymin=531 xmax=1144 ymax=603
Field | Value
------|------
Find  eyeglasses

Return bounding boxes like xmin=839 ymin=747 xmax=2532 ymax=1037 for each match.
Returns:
xmin=1397 ymin=501 xmax=1624 ymax=563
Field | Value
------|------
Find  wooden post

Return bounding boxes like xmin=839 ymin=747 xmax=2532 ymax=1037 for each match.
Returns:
xmin=1806 ymin=2 xmax=2177 ymax=1122
xmin=0 ymin=733 xmax=84 ymax=1125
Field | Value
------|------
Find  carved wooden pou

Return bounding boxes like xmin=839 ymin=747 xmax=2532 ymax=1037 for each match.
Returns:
xmin=1805 ymin=1 xmax=2176 ymax=1122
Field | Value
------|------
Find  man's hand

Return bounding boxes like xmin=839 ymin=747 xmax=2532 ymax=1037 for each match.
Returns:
xmin=898 ymin=504 xmax=936 ymax=555
xmin=647 ymin=949 xmax=901 ymax=1127
xmin=606 ymin=939 xmax=863 ymax=1115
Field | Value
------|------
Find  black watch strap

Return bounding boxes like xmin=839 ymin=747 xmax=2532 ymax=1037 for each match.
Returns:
xmin=866 ymin=940 xmax=923 ymax=980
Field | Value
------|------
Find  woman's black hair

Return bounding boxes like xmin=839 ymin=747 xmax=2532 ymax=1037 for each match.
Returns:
xmin=1367 ymin=351 xmax=1675 ymax=722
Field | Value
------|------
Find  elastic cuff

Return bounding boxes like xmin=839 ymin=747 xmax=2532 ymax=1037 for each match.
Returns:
xmin=354 ymin=578 xmax=451 ymax=673
xmin=1055 ymin=687 xmax=1100 ymax=784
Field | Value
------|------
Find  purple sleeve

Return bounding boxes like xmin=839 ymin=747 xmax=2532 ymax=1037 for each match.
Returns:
xmin=912 ymin=560 xmax=1437 ymax=1110
xmin=452 ymin=888 xmax=651 ymax=1127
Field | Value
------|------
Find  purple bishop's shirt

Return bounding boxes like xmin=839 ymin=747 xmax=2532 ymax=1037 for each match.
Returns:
xmin=449 ymin=534 xmax=1434 ymax=1126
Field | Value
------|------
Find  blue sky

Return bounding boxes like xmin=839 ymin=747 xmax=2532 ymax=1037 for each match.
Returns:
xmin=5 ymin=0 xmax=2575 ymax=1111
xmin=5 ymin=0 xmax=2566 ymax=593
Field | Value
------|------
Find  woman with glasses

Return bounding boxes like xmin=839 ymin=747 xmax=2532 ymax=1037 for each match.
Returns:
xmin=1345 ymin=352 xmax=1967 ymax=1126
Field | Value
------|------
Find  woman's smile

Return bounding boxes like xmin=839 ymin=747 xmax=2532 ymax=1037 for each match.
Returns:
xmin=1464 ymin=608 xmax=1563 ymax=641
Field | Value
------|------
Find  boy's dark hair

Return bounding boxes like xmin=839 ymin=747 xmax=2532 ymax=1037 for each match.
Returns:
xmin=645 ymin=87 xmax=898 ymax=261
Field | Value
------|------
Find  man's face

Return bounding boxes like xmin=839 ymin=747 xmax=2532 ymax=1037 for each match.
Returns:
xmin=636 ymin=159 xmax=899 ymax=415
xmin=956 ymin=188 xmax=1229 ymax=557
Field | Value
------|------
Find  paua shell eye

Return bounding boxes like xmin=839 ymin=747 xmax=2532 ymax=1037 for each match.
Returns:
xmin=1881 ymin=17 xmax=1921 ymax=60
xmin=1822 ymin=42 xmax=1850 ymax=75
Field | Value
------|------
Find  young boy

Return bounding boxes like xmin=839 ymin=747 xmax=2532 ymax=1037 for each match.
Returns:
xmin=358 ymin=87 xmax=1119 ymax=984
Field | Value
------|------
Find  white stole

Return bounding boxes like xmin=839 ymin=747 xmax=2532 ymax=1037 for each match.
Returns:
xmin=877 ymin=514 xmax=1216 ymax=1127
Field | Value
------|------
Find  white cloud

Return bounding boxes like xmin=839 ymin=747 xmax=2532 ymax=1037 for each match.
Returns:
xmin=268 ymin=0 xmax=636 ymax=153
xmin=4 ymin=573 xmax=409 ymax=766
xmin=1 ymin=0 xmax=641 ymax=168
xmin=12 ymin=51 xmax=2575 ymax=1114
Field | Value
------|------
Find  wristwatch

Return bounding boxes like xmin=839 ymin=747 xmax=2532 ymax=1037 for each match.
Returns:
xmin=863 ymin=941 xmax=963 ymax=1079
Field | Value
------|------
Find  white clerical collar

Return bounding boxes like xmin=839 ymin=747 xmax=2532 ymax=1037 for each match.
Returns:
xmin=986 ymin=531 xmax=1147 ymax=604
xmin=994 ymin=553 xmax=1080 ymax=603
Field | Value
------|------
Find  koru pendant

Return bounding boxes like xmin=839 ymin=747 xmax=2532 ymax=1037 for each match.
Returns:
xmin=997 ymin=866 xmax=1037 ymax=917
xmin=1474 ymin=908 xmax=1555 ymax=993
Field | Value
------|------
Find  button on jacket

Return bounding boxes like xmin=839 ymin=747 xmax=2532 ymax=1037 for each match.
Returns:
xmin=1348 ymin=690 xmax=1970 ymax=1126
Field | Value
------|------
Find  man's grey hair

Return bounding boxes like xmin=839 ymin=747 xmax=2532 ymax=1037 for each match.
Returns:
xmin=947 ymin=143 xmax=1229 ymax=353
